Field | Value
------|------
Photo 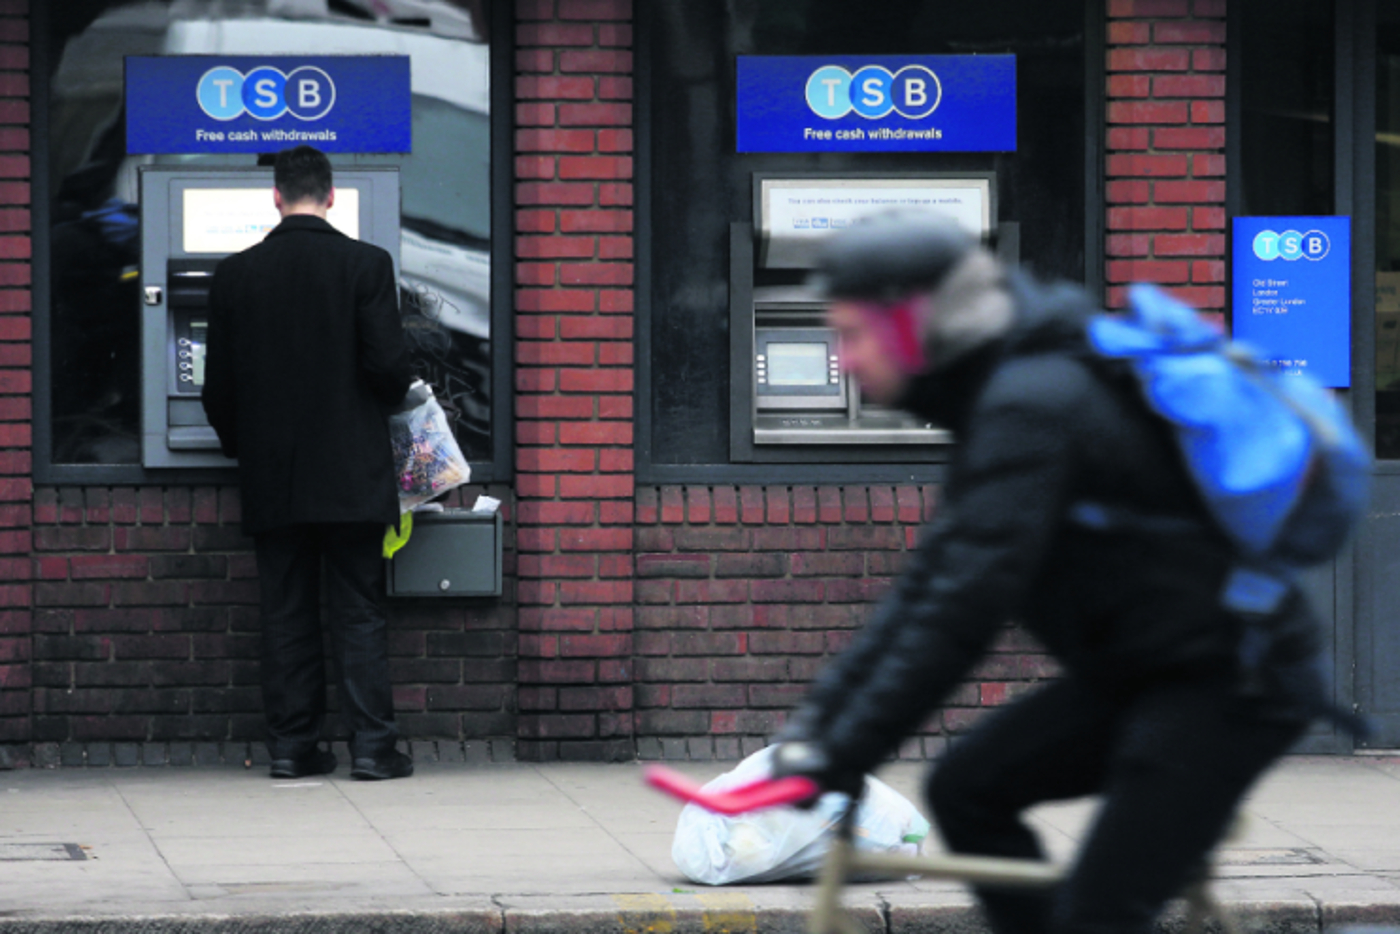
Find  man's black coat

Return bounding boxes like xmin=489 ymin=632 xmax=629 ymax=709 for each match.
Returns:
xmin=202 ymin=214 xmax=413 ymax=536
xmin=788 ymin=273 xmax=1324 ymax=776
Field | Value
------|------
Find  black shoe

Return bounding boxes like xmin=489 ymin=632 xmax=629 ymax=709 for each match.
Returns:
xmin=350 ymin=750 xmax=414 ymax=781
xmin=269 ymin=748 xmax=337 ymax=779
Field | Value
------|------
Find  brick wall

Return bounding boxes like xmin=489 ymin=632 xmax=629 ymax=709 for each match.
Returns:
xmin=631 ymin=485 xmax=1060 ymax=760
xmin=0 ymin=0 xmax=29 ymax=766
xmin=29 ymin=483 xmax=516 ymax=759
xmin=1105 ymin=0 xmax=1227 ymax=327
xmin=513 ymin=0 xmax=636 ymax=761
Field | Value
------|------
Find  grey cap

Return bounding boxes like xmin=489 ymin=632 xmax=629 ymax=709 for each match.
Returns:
xmin=808 ymin=208 xmax=979 ymax=303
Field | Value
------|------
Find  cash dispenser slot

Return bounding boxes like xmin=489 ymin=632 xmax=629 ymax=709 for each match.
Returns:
xmin=164 ymin=259 xmax=221 ymax=450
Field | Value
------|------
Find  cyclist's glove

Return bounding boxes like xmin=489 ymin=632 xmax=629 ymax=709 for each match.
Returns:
xmin=770 ymin=739 xmax=864 ymax=804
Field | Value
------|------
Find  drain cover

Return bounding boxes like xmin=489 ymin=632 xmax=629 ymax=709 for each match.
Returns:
xmin=0 ymin=843 xmax=87 ymax=861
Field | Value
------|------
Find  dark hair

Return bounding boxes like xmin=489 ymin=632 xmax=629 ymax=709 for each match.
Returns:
xmin=273 ymin=145 xmax=333 ymax=205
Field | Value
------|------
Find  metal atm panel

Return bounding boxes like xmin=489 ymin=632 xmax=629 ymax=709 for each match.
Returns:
xmin=744 ymin=174 xmax=994 ymax=448
xmin=139 ymin=166 xmax=401 ymax=469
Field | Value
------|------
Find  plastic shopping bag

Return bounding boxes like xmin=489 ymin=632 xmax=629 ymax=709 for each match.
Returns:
xmin=389 ymin=380 xmax=471 ymax=513
xmin=670 ymin=746 xmax=930 ymax=885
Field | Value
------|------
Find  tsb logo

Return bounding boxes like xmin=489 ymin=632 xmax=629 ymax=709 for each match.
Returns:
xmin=197 ymin=65 xmax=336 ymax=121
xmin=805 ymin=64 xmax=941 ymax=119
xmin=1252 ymin=229 xmax=1331 ymax=262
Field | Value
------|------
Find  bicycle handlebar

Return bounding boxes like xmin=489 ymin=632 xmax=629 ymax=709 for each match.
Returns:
xmin=644 ymin=764 xmax=822 ymax=815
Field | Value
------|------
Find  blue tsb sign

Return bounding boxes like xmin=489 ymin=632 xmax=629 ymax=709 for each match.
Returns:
xmin=126 ymin=55 xmax=411 ymax=154
xmin=737 ymin=55 xmax=1016 ymax=153
xmin=1232 ymin=216 xmax=1352 ymax=388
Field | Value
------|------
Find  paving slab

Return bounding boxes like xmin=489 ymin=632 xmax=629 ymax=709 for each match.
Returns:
xmin=0 ymin=756 xmax=1399 ymax=933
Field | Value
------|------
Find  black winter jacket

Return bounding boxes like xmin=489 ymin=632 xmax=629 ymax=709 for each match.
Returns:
xmin=202 ymin=215 xmax=414 ymax=536
xmin=795 ymin=273 xmax=1323 ymax=775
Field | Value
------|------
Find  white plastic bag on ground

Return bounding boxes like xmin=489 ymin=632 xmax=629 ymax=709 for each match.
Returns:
xmin=670 ymin=746 xmax=931 ymax=885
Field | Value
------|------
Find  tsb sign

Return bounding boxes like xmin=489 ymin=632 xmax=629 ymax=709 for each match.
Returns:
xmin=197 ymin=65 xmax=336 ymax=122
xmin=805 ymin=64 xmax=941 ymax=119
xmin=1251 ymin=228 xmax=1332 ymax=262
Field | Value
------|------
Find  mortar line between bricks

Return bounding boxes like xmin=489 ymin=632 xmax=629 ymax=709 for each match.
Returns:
xmin=108 ymin=773 xmax=196 ymax=903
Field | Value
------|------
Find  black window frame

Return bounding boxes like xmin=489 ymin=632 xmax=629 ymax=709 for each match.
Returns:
xmin=634 ymin=0 xmax=1105 ymax=485
xmin=32 ymin=1 xmax=514 ymax=486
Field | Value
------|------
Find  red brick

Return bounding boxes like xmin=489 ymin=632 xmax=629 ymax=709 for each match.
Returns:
xmin=1192 ymin=260 xmax=1226 ymax=283
xmin=517 ymin=23 xmax=594 ymax=47
xmin=516 ymin=315 xmax=557 ymax=341
xmin=1154 ymin=180 xmax=1225 ymax=203
xmin=516 ymin=367 xmax=557 ymax=392
xmin=517 ymin=396 xmax=594 ymax=418
xmin=516 ymin=182 xmax=597 ymax=206
xmin=516 ymin=501 xmax=594 ymax=525
xmin=1107 ymin=233 xmax=1153 ymax=257
xmin=559 ymin=421 xmax=632 ymax=445
xmin=560 ymin=315 xmax=632 ymax=339
xmin=560 ymin=634 xmax=631 ymax=658
xmin=559 ymin=103 xmax=632 ymax=127
xmin=1154 ymin=126 xmax=1225 ymax=150
xmin=517 ymin=49 xmax=554 ymax=72
xmin=517 ymin=475 xmax=557 ymax=498
xmin=1152 ymin=74 xmax=1225 ymax=98
xmin=600 ymin=289 xmax=633 ymax=311
xmin=516 ymin=0 xmax=555 ymax=19
xmin=559 ymin=528 xmax=633 ymax=552
xmin=517 ymin=289 xmax=597 ymax=312
xmin=1153 ymin=20 xmax=1226 ymax=44
xmin=559 ymin=50 xmax=633 ymax=74
xmin=560 ymin=156 xmax=632 ymax=180
xmin=516 ymin=209 xmax=557 ymax=234
xmin=560 ymin=580 xmax=633 ymax=605
xmin=560 ymin=263 xmax=633 ymax=286
xmin=767 ymin=488 xmax=791 ymax=525
xmin=1106 ymin=259 xmax=1189 ymax=284
xmin=598 ymin=23 xmax=632 ymax=47
xmin=1108 ymin=101 xmax=1189 ymax=125
xmin=598 ymin=129 xmax=633 ymax=152
xmin=598 ymin=395 xmax=631 ymax=418
xmin=1107 ymin=179 xmax=1151 ymax=204
xmin=1191 ymin=100 xmax=1226 ymax=124
xmin=559 ymin=368 xmax=633 ymax=392
xmin=1193 ymin=206 xmax=1227 ymax=229
xmin=1193 ymin=48 xmax=1227 ymax=72
xmin=1108 ymin=75 xmax=1151 ymax=98
xmin=1193 ymin=153 xmax=1226 ymax=177
xmin=517 ymin=448 xmax=595 ymax=472
xmin=1155 ymin=233 xmax=1225 ymax=256
xmin=1107 ymin=48 xmax=1190 ymax=73
xmin=558 ymin=0 xmax=632 ymax=19
xmin=598 ymin=76 xmax=633 ymax=101
xmin=561 ymin=209 xmax=633 ymax=233
xmin=598 ymin=236 xmax=633 ymax=260
xmin=600 ymin=449 xmax=633 ymax=472
xmin=515 ymin=263 xmax=556 ymax=286
xmin=517 ymin=235 xmax=594 ymax=259
xmin=1108 ymin=21 xmax=1151 ymax=44
xmin=1108 ymin=0 xmax=1189 ymax=13
xmin=599 ymin=184 xmax=633 ymax=206
xmin=559 ymin=475 xmax=634 ymax=499
xmin=516 ymin=75 xmax=595 ymax=100
xmin=517 ymin=103 xmax=555 ymax=126
xmin=1107 ymin=127 xmax=1151 ymax=151
xmin=1107 ymin=206 xmax=1189 ymax=231
xmin=517 ymin=128 xmax=595 ymax=153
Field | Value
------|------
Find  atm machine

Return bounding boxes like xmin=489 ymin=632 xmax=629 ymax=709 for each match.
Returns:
xmin=730 ymin=173 xmax=999 ymax=460
xmin=138 ymin=165 xmax=401 ymax=469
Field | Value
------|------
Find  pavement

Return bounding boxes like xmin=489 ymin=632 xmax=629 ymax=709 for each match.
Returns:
xmin=4 ymin=753 xmax=1400 ymax=934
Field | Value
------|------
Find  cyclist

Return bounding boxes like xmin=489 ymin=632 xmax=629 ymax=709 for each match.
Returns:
xmin=772 ymin=209 xmax=1329 ymax=934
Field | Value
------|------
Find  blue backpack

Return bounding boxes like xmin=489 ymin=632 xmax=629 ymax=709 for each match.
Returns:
xmin=1078 ymin=283 xmax=1371 ymax=617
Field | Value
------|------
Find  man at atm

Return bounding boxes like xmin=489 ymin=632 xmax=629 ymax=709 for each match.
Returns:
xmin=202 ymin=146 xmax=416 ymax=782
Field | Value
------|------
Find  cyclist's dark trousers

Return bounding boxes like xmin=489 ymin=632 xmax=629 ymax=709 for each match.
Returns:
xmin=926 ymin=676 xmax=1308 ymax=934
xmin=255 ymin=522 xmax=398 ymax=761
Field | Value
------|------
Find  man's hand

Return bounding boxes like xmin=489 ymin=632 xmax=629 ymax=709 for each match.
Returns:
xmin=769 ymin=740 xmax=864 ymax=802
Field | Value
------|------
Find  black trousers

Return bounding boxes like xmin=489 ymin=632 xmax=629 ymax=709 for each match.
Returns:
xmin=925 ymin=676 xmax=1308 ymax=934
xmin=253 ymin=522 xmax=398 ymax=760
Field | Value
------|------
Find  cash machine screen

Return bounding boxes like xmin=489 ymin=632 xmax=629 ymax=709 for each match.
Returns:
xmin=182 ymin=187 xmax=361 ymax=253
xmin=767 ymin=342 xmax=830 ymax=386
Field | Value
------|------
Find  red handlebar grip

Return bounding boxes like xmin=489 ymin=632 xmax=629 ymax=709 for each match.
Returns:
xmin=644 ymin=764 xmax=821 ymax=815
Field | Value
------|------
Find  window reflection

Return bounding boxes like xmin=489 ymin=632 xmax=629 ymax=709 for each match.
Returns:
xmin=46 ymin=1 xmax=492 ymax=465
